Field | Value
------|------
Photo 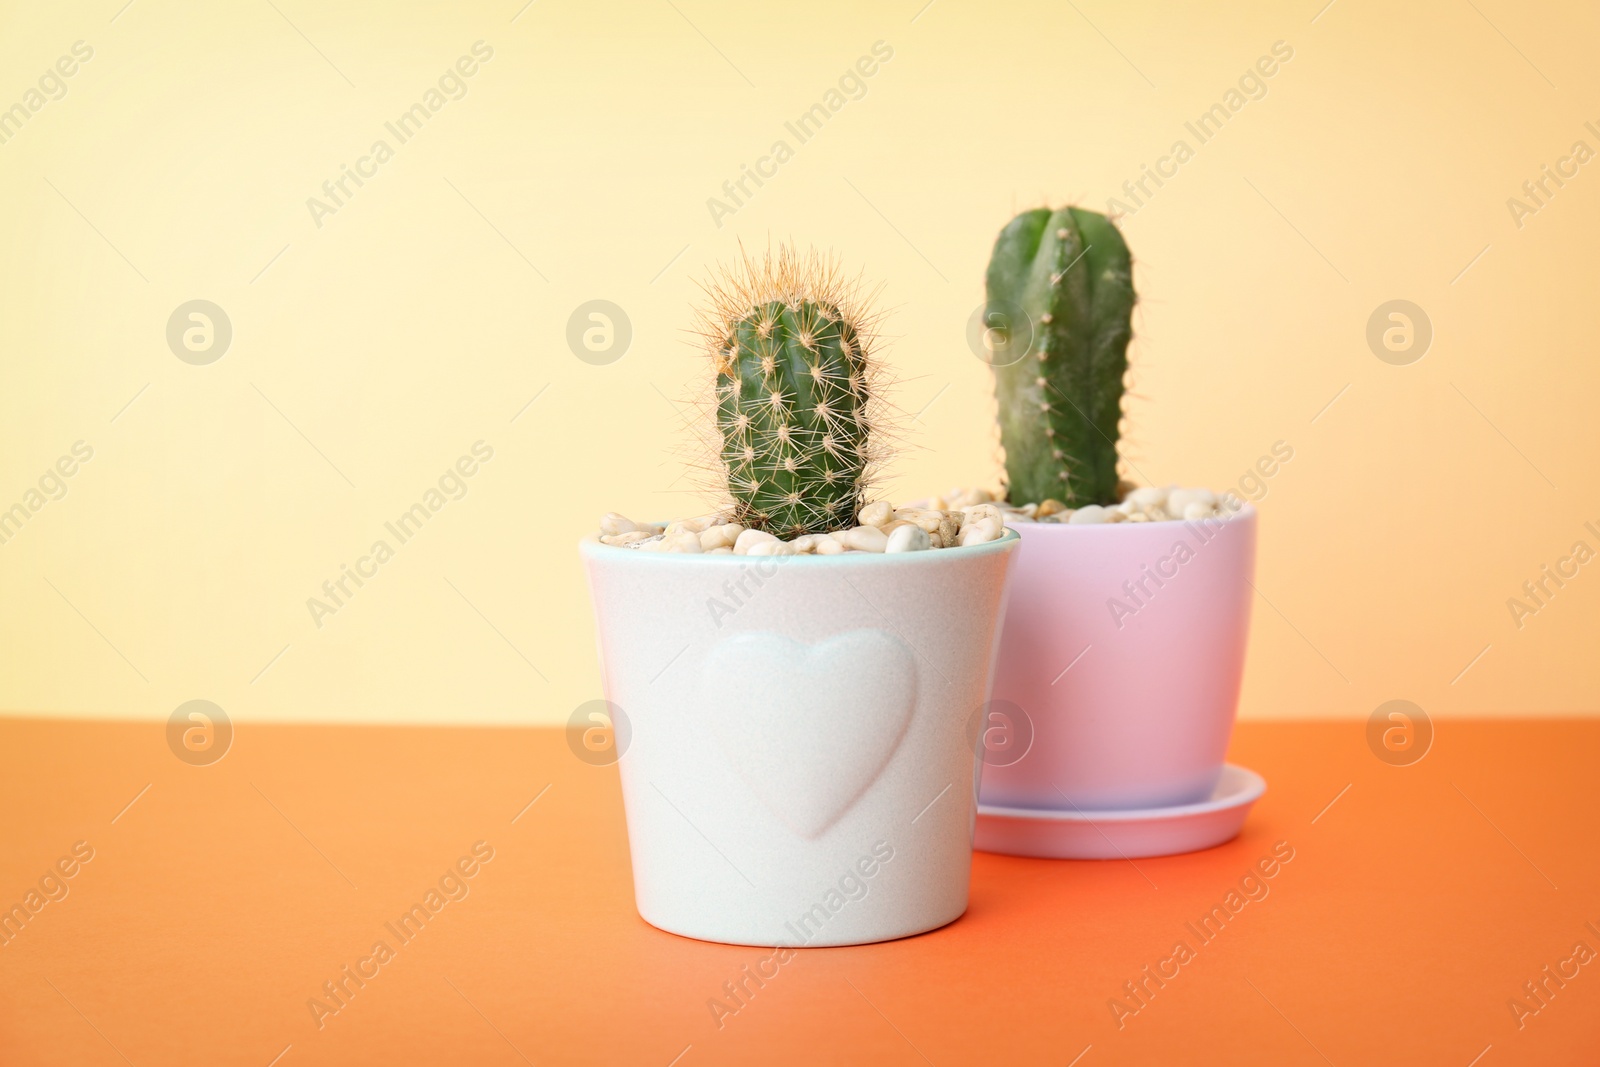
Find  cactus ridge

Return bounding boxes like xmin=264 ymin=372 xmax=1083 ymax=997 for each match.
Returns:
xmin=987 ymin=206 xmax=1135 ymax=507
xmin=693 ymin=245 xmax=891 ymax=536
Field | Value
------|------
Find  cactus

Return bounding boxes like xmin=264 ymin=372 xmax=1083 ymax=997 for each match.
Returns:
xmin=694 ymin=246 xmax=887 ymax=537
xmin=985 ymin=206 xmax=1135 ymax=507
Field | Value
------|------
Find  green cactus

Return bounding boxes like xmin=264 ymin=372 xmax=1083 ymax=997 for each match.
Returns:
xmin=985 ymin=206 xmax=1135 ymax=507
xmin=696 ymin=246 xmax=884 ymax=537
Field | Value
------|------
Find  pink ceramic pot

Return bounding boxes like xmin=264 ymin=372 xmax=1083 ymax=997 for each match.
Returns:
xmin=977 ymin=507 xmax=1256 ymax=811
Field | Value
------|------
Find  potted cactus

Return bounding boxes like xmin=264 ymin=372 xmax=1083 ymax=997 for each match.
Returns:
xmin=966 ymin=208 xmax=1261 ymax=855
xmin=581 ymin=246 xmax=1019 ymax=945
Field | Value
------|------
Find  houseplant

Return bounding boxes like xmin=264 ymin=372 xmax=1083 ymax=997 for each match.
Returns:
xmin=970 ymin=207 xmax=1261 ymax=853
xmin=581 ymin=246 xmax=1019 ymax=945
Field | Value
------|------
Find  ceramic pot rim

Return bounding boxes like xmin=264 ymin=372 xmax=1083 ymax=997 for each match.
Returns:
xmin=1008 ymin=503 xmax=1257 ymax=537
xmin=579 ymin=527 xmax=1020 ymax=565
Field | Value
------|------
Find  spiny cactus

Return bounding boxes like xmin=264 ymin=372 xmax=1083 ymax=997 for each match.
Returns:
xmin=986 ymin=206 xmax=1135 ymax=507
xmin=693 ymin=246 xmax=888 ymax=538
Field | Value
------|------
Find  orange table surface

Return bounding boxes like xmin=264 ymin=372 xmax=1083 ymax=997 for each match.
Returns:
xmin=1 ymin=718 xmax=1596 ymax=1066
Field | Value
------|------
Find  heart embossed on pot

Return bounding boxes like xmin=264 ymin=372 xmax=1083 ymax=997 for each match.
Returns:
xmin=699 ymin=629 xmax=917 ymax=839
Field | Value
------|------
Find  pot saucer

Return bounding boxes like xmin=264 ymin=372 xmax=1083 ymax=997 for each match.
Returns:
xmin=974 ymin=764 xmax=1266 ymax=859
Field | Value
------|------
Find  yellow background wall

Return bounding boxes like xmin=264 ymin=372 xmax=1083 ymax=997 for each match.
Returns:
xmin=1 ymin=0 xmax=1595 ymax=724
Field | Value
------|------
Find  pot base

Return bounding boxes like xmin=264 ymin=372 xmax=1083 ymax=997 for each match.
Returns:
xmin=636 ymin=902 xmax=967 ymax=948
xmin=974 ymin=764 xmax=1265 ymax=859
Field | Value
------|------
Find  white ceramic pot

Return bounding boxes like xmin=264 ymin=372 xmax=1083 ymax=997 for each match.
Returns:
xmin=581 ymin=532 xmax=1018 ymax=947
xmin=977 ymin=508 xmax=1256 ymax=812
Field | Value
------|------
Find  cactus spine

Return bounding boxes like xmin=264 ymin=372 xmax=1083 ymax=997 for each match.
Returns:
xmin=695 ymin=246 xmax=886 ymax=537
xmin=986 ymin=206 xmax=1135 ymax=507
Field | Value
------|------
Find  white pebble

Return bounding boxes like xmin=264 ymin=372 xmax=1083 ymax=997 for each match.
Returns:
xmin=858 ymin=501 xmax=894 ymax=527
xmin=746 ymin=540 xmax=795 ymax=557
xmin=734 ymin=528 xmax=778 ymax=554
xmin=814 ymin=535 xmax=845 ymax=555
xmin=959 ymin=518 xmax=1003 ymax=546
xmin=1124 ymin=487 xmax=1167 ymax=512
xmin=1067 ymin=505 xmax=1111 ymax=525
xmin=960 ymin=518 xmax=998 ymax=543
xmin=600 ymin=512 xmax=638 ymax=537
xmin=1183 ymin=501 xmax=1215 ymax=521
xmin=837 ymin=525 xmax=888 ymax=552
xmin=666 ymin=533 xmax=703 ymax=553
xmin=600 ymin=530 xmax=654 ymax=546
xmin=1167 ymin=488 xmax=1217 ymax=517
xmin=885 ymin=524 xmax=932 ymax=553
xmin=699 ymin=523 xmax=743 ymax=550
